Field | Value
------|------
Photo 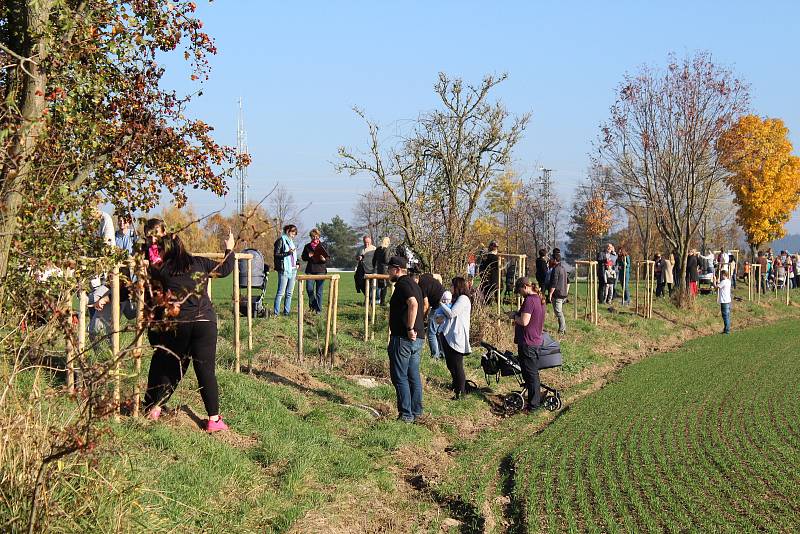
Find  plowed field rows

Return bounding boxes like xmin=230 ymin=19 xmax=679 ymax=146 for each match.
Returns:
xmin=515 ymin=319 xmax=800 ymax=533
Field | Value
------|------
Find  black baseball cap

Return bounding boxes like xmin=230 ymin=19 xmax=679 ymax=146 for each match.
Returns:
xmin=388 ymin=256 xmax=408 ymax=269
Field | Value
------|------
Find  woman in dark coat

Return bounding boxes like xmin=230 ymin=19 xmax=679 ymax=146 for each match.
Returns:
xmin=144 ymin=230 xmax=235 ymax=432
xmin=372 ymin=236 xmax=391 ymax=305
xmin=300 ymin=228 xmax=328 ymax=313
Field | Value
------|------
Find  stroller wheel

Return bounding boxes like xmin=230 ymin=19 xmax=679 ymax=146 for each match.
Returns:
xmin=545 ymin=393 xmax=562 ymax=412
xmin=503 ymin=392 xmax=525 ymax=413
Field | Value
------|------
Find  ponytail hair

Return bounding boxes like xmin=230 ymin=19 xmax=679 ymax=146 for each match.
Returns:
xmin=531 ymin=283 xmax=546 ymax=306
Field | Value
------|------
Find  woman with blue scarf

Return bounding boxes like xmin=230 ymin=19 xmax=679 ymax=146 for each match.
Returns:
xmin=273 ymin=224 xmax=299 ymax=316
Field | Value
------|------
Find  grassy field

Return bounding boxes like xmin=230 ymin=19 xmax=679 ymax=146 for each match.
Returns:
xmin=513 ymin=317 xmax=800 ymax=533
xmin=8 ymin=271 xmax=800 ymax=532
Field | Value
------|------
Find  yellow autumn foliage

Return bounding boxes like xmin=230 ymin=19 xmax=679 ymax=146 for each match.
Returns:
xmin=584 ymin=193 xmax=612 ymax=240
xmin=717 ymin=115 xmax=800 ymax=248
xmin=471 ymin=216 xmax=503 ymax=249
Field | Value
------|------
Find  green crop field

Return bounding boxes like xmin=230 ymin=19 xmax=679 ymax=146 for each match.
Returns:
xmin=513 ymin=318 xmax=800 ymax=533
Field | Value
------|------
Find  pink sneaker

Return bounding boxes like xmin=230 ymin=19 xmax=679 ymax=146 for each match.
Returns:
xmin=146 ymin=406 xmax=161 ymax=421
xmin=206 ymin=416 xmax=229 ymax=433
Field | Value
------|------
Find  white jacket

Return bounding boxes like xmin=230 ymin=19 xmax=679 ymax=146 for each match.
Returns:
xmin=440 ymin=295 xmax=472 ymax=354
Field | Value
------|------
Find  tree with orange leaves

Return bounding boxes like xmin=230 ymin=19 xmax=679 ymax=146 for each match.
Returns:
xmin=717 ymin=115 xmax=800 ymax=253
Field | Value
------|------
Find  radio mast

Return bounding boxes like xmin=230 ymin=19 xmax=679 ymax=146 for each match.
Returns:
xmin=236 ymin=98 xmax=248 ymax=216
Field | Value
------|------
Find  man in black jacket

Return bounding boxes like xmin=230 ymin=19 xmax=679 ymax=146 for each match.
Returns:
xmin=535 ymin=249 xmax=548 ymax=291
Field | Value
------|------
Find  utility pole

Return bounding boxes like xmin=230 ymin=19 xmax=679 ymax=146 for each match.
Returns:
xmin=539 ymin=167 xmax=554 ymax=249
xmin=236 ymin=97 xmax=248 ymax=216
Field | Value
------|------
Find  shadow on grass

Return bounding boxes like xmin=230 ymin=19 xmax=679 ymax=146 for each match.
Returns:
xmin=241 ymin=364 xmax=348 ymax=404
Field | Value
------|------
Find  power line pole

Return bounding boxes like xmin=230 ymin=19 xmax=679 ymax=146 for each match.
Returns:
xmin=236 ymin=97 xmax=248 ymax=216
xmin=539 ymin=167 xmax=554 ymax=249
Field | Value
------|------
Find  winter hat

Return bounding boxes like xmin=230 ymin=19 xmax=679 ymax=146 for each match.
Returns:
xmin=440 ymin=290 xmax=453 ymax=305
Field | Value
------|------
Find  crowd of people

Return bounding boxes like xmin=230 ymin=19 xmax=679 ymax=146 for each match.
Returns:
xmin=749 ymin=249 xmax=800 ymax=292
xmin=78 ymin=205 xmax=800 ymax=428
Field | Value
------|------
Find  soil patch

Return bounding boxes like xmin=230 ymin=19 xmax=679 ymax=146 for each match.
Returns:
xmin=245 ymin=357 xmax=330 ymax=392
xmin=163 ymin=405 xmax=258 ymax=448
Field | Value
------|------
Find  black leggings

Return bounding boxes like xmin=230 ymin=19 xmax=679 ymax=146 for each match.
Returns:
xmin=518 ymin=343 xmax=542 ymax=407
xmin=145 ymin=321 xmax=219 ymax=416
xmin=440 ymin=334 xmax=466 ymax=397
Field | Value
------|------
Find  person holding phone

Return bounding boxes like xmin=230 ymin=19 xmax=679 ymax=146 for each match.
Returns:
xmin=301 ymin=228 xmax=328 ymax=313
xmin=144 ymin=229 xmax=236 ymax=432
xmin=509 ymin=277 xmax=546 ymax=411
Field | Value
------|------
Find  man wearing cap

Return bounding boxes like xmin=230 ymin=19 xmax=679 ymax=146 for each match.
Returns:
xmin=387 ymin=256 xmax=425 ymax=423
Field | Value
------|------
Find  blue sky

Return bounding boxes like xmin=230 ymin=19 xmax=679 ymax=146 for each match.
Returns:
xmin=163 ymin=0 xmax=800 ymax=234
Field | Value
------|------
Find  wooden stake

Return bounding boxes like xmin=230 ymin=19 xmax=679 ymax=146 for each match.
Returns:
xmin=592 ymin=266 xmax=598 ymax=325
xmin=585 ymin=266 xmax=590 ymax=321
xmin=496 ymin=257 xmax=502 ymax=316
xmin=635 ymin=262 xmax=640 ymax=316
xmin=133 ymin=262 xmax=145 ymax=417
xmin=233 ymin=257 xmax=241 ymax=373
xmin=371 ymin=278 xmax=377 ymax=327
xmin=76 ymin=291 xmax=87 ymax=390
xmin=67 ymin=288 xmax=77 ymax=393
xmin=298 ymin=282 xmax=304 ymax=363
xmin=331 ymin=277 xmax=339 ymax=366
xmin=324 ymin=279 xmax=333 ymax=365
xmin=111 ymin=265 xmax=121 ymax=419
xmin=247 ymin=257 xmax=253 ymax=351
xmin=364 ymin=278 xmax=370 ymax=341
xmin=332 ymin=277 xmax=339 ymax=336
xmin=574 ymin=264 xmax=579 ymax=320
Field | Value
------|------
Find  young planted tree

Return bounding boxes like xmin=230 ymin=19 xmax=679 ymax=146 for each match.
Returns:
xmin=717 ymin=115 xmax=800 ymax=255
xmin=485 ymin=171 xmax=524 ymax=251
xmin=337 ymin=73 xmax=530 ymax=277
xmin=597 ymin=52 xmax=749 ymax=298
xmin=565 ymin=183 xmax=613 ymax=262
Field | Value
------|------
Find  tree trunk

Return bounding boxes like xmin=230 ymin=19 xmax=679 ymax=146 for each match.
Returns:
xmin=0 ymin=0 xmax=50 ymax=288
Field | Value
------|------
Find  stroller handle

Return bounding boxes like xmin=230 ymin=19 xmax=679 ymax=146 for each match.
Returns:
xmin=480 ymin=340 xmax=501 ymax=353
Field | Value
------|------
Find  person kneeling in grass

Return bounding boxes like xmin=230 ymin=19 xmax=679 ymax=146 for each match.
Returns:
xmin=715 ymin=269 xmax=732 ymax=335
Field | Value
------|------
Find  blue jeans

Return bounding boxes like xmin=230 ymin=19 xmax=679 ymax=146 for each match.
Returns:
xmin=427 ymin=308 xmax=441 ymax=358
xmin=305 ymin=279 xmax=325 ymax=312
xmin=273 ymin=271 xmax=295 ymax=315
xmin=388 ymin=336 xmax=424 ymax=422
xmin=721 ymin=303 xmax=731 ymax=333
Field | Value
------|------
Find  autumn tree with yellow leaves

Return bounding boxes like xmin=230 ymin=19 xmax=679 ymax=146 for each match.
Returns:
xmin=717 ymin=115 xmax=800 ymax=254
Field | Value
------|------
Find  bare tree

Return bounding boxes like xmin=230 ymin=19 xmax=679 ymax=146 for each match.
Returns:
xmin=352 ymin=188 xmax=399 ymax=242
xmin=596 ymin=52 xmax=749 ymax=299
xmin=269 ymin=184 xmax=300 ymax=238
xmin=337 ymin=73 xmax=530 ymax=277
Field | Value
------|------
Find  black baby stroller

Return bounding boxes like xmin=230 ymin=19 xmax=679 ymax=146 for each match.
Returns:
xmin=238 ymin=248 xmax=270 ymax=318
xmin=480 ymin=334 xmax=563 ymax=413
